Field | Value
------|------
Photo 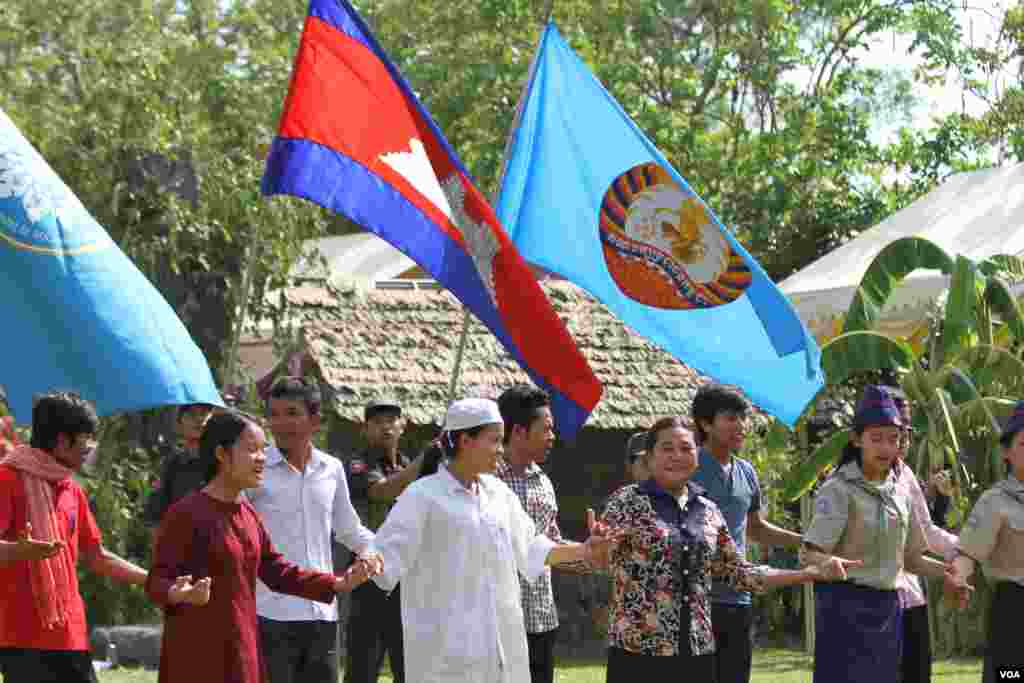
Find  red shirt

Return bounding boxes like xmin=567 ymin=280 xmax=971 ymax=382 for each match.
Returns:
xmin=147 ymin=491 xmax=338 ymax=683
xmin=0 ymin=464 xmax=102 ymax=651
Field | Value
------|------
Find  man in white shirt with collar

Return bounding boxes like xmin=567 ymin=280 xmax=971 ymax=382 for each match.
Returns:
xmin=248 ymin=377 xmax=375 ymax=683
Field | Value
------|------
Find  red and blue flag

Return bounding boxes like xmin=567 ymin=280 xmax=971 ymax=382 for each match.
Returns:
xmin=261 ymin=0 xmax=602 ymax=436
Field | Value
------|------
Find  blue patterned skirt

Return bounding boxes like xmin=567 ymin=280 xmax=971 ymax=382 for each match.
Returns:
xmin=814 ymin=583 xmax=902 ymax=683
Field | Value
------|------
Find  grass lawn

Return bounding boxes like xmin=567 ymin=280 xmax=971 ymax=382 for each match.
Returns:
xmin=15 ymin=648 xmax=979 ymax=683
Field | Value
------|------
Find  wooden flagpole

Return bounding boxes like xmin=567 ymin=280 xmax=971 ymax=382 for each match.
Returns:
xmin=445 ymin=0 xmax=555 ymax=404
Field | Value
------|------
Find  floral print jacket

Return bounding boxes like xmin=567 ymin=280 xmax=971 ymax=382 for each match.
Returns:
xmin=601 ymin=480 xmax=767 ymax=656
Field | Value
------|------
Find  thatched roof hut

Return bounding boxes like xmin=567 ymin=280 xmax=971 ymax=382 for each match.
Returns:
xmin=275 ymin=279 xmax=706 ymax=431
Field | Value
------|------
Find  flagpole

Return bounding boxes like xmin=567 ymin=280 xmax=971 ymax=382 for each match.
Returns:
xmin=445 ymin=2 xmax=554 ymax=405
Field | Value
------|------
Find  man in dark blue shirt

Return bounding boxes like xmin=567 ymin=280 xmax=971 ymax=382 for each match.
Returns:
xmin=690 ymin=384 xmax=802 ymax=683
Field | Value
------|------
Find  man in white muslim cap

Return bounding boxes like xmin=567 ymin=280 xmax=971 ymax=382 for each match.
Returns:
xmin=352 ymin=397 xmax=620 ymax=683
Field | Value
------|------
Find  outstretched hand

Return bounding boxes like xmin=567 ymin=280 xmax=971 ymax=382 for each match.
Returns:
xmin=335 ymin=552 xmax=384 ymax=593
xmin=15 ymin=522 xmax=64 ymax=562
xmin=168 ymin=574 xmax=212 ymax=606
xmin=582 ymin=508 xmax=624 ymax=564
xmin=809 ymin=555 xmax=863 ymax=581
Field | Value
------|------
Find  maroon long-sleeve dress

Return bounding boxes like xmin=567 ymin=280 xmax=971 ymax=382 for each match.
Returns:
xmin=146 ymin=490 xmax=338 ymax=683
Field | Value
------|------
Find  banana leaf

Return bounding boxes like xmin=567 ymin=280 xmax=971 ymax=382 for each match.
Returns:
xmin=844 ymin=237 xmax=955 ymax=333
xmin=820 ymin=331 xmax=915 ymax=385
xmin=943 ymin=255 xmax=981 ymax=359
xmin=763 ymin=419 xmax=791 ymax=457
xmin=979 ymin=254 xmax=1024 ymax=280
xmin=983 ymin=277 xmax=1024 ymax=343
xmin=781 ymin=429 xmax=849 ymax=502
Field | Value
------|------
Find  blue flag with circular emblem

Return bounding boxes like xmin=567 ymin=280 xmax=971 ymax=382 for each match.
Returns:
xmin=496 ymin=23 xmax=823 ymax=426
xmin=0 ymin=108 xmax=222 ymax=423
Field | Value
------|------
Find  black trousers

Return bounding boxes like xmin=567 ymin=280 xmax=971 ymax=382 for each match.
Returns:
xmin=344 ymin=581 xmax=404 ymax=683
xmin=258 ymin=617 xmax=339 ymax=683
xmin=0 ymin=648 xmax=98 ymax=683
xmin=607 ymin=646 xmax=715 ymax=682
xmin=900 ymin=605 xmax=932 ymax=683
xmin=526 ymin=628 xmax=558 ymax=683
xmin=710 ymin=604 xmax=754 ymax=683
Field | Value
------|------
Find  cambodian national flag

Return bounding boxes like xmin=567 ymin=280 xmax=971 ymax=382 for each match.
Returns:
xmin=261 ymin=0 xmax=602 ymax=436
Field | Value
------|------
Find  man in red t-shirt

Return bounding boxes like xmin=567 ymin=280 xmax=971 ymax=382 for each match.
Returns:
xmin=0 ymin=391 xmax=191 ymax=683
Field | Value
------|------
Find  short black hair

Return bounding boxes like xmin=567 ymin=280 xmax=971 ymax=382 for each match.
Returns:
xmin=691 ymin=384 xmax=749 ymax=444
xmin=198 ymin=410 xmax=256 ymax=483
xmin=837 ymin=438 xmax=863 ymax=470
xmin=625 ymin=432 xmax=646 ymax=464
xmin=643 ymin=416 xmax=691 ymax=455
xmin=30 ymin=391 xmax=99 ymax=452
xmin=177 ymin=403 xmax=213 ymax=421
xmin=267 ymin=376 xmax=321 ymax=416
xmin=365 ymin=401 xmax=402 ymax=422
xmin=497 ymin=384 xmax=551 ymax=443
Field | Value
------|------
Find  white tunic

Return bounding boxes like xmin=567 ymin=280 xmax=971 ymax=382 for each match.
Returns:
xmin=372 ymin=465 xmax=555 ymax=683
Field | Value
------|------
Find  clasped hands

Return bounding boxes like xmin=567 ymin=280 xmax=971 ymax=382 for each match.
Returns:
xmin=167 ymin=551 xmax=385 ymax=606
xmin=333 ymin=551 xmax=384 ymax=593
xmin=168 ymin=575 xmax=212 ymax=606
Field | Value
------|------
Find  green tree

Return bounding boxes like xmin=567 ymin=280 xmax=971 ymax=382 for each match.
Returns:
xmin=0 ymin=0 xmax=337 ymax=377
xmin=368 ymin=0 xmax=972 ymax=279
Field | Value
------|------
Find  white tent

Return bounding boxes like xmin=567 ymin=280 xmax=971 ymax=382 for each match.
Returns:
xmin=781 ymin=164 xmax=1024 ymax=339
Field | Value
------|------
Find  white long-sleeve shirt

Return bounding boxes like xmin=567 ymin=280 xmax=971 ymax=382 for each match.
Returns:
xmin=372 ymin=465 xmax=556 ymax=683
xmin=248 ymin=445 xmax=374 ymax=622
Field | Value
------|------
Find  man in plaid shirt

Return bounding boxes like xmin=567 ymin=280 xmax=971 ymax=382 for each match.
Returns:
xmin=496 ymin=384 xmax=572 ymax=683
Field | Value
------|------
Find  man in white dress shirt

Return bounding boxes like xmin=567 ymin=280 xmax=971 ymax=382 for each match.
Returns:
xmin=248 ymin=377 xmax=375 ymax=683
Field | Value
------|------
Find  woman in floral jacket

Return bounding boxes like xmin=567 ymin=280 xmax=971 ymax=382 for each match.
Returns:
xmin=600 ymin=417 xmax=852 ymax=680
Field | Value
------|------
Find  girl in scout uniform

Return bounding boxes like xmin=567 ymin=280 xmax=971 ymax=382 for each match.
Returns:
xmin=802 ymin=385 xmax=950 ymax=683
xmin=946 ymin=401 xmax=1024 ymax=682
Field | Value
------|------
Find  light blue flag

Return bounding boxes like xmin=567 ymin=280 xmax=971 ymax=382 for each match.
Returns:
xmin=0 ymin=108 xmax=222 ymax=423
xmin=496 ymin=23 xmax=823 ymax=426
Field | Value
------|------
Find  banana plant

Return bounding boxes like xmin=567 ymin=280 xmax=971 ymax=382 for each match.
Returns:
xmin=780 ymin=237 xmax=1024 ymax=502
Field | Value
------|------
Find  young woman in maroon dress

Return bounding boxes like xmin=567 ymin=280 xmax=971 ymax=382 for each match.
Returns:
xmin=146 ymin=411 xmax=378 ymax=683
